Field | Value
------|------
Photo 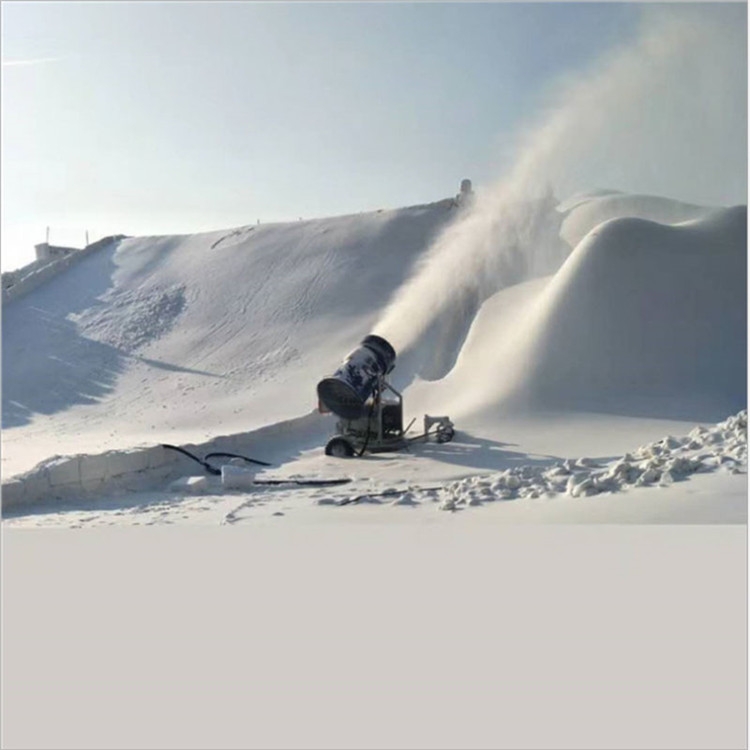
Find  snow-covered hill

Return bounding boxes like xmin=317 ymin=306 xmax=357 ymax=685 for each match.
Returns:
xmin=2 ymin=191 xmax=746 ymax=525
xmin=2 ymin=201 xmax=457 ymax=473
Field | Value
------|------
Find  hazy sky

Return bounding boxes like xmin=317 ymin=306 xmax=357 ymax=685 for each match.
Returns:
xmin=1 ymin=2 xmax=746 ymax=271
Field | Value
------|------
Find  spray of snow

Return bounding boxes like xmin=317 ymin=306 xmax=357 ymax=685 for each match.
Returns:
xmin=374 ymin=6 xmax=746 ymax=357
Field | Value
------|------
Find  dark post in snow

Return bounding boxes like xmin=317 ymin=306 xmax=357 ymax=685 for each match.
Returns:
xmin=455 ymin=178 xmax=475 ymax=208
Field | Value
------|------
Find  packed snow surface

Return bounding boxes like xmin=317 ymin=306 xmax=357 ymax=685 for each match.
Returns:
xmin=2 ymin=192 xmax=746 ymax=526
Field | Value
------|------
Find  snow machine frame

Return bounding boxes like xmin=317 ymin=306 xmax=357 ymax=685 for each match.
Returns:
xmin=324 ymin=374 xmax=455 ymax=458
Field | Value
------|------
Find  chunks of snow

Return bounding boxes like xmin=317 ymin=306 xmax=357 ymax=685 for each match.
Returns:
xmin=435 ymin=410 xmax=746 ymax=511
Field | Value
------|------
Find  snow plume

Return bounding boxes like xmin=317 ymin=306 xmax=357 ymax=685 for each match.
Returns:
xmin=374 ymin=5 xmax=746 ymax=361
xmin=519 ymin=4 xmax=747 ymax=206
xmin=373 ymin=180 xmax=564 ymax=377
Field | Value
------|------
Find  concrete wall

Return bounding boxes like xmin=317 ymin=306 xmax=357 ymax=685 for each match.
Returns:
xmin=2 ymin=235 xmax=127 ymax=306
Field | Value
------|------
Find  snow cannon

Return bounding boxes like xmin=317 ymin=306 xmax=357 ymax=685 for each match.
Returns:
xmin=317 ymin=334 xmax=454 ymax=458
xmin=317 ymin=334 xmax=396 ymax=420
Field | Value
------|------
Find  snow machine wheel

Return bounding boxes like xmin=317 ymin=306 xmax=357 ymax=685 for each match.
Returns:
xmin=325 ymin=437 xmax=355 ymax=458
xmin=436 ymin=425 xmax=455 ymax=444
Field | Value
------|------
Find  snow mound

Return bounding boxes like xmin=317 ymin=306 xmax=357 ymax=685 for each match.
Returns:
xmin=438 ymin=205 xmax=746 ymax=422
xmin=518 ymin=205 xmax=746 ymax=417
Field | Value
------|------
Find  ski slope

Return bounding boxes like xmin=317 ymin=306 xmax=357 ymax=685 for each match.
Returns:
xmin=2 ymin=191 xmax=746 ymax=526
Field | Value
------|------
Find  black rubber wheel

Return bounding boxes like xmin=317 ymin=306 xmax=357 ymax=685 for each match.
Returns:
xmin=325 ymin=436 xmax=355 ymax=458
xmin=436 ymin=426 xmax=455 ymax=444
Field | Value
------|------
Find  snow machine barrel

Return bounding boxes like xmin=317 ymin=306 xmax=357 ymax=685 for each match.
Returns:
xmin=317 ymin=334 xmax=396 ymax=420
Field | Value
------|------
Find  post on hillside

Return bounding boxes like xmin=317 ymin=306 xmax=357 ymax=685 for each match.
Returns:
xmin=86 ymin=230 xmax=89 ymax=246
xmin=46 ymin=226 xmax=50 ymax=243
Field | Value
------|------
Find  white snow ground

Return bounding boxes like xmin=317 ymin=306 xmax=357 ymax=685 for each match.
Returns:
xmin=2 ymin=191 xmax=746 ymax=527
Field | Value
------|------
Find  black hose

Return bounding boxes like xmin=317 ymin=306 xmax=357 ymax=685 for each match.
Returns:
xmin=161 ymin=443 xmax=350 ymax=486
xmin=161 ymin=444 xmax=222 ymax=475
xmin=162 ymin=444 xmax=271 ymax=474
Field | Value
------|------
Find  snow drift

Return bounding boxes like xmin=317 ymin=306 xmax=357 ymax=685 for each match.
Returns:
xmin=517 ymin=206 xmax=747 ymax=418
xmin=406 ymin=203 xmax=746 ymax=424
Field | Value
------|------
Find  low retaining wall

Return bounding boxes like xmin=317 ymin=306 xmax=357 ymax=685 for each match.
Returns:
xmin=2 ymin=235 xmax=127 ymax=306
xmin=1 ymin=445 xmax=182 ymax=510
xmin=1 ymin=411 xmax=326 ymax=512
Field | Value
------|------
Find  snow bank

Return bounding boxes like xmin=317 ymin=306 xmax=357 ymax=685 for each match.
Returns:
xmin=431 ymin=205 xmax=746 ymax=423
xmin=516 ymin=206 xmax=747 ymax=417
xmin=1 ymin=411 xmax=329 ymax=511
xmin=1 ymin=445 xmax=180 ymax=511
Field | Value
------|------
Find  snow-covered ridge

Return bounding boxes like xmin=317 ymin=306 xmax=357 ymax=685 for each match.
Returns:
xmin=558 ymin=191 xmax=719 ymax=248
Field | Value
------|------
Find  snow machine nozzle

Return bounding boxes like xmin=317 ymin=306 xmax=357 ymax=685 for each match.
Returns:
xmin=317 ymin=334 xmax=396 ymax=420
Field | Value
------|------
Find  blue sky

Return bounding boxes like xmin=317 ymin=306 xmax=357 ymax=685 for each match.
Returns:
xmin=1 ymin=2 xmax=746 ymax=270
